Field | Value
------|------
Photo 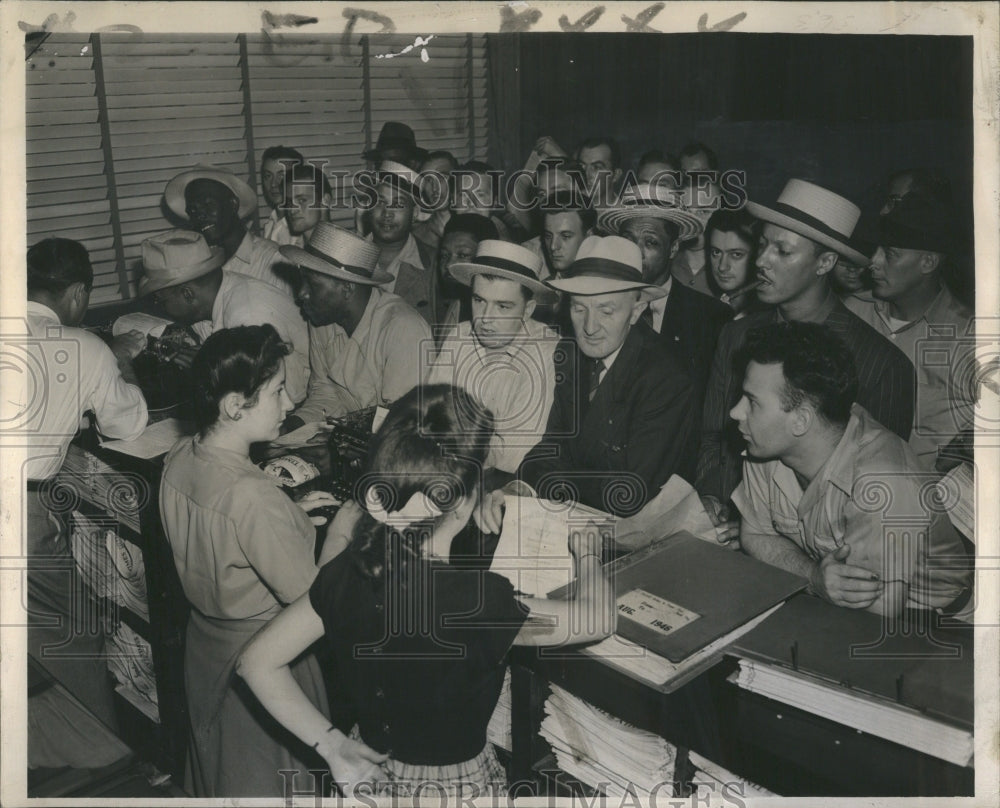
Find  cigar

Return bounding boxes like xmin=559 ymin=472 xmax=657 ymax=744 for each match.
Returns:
xmin=727 ymin=279 xmax=764 ymax=300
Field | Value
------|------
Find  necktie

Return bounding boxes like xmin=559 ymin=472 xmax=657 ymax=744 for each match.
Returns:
xmin=588 ymin=358 xmax=605 ymax=402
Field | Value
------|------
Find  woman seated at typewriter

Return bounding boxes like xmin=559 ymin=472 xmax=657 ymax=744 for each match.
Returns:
xmin=238 ymin=384 xmax=614 ymax=797
xmin=160 ymin=324 xmax=341 ymax=797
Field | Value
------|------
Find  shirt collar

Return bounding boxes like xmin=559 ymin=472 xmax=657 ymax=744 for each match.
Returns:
xmin=369 ymin=233 xmax=423 ymax=273
xmin=468 ymin=317 xmax=538 ymax=360
xmin=232 ymin=230 xmax=254 ymax=264
xmin=600 ymin=342 xmax=625 ymax=372
xmin=650 ymin=276 xmax=672 ymax=313
xmin=872 ymin=284 xmax=964 ymax=333
xmin=797 ymin=405 xmax=867 ymax=512
xmin=351 ymin=286 xmax=382 ymax=340
xmin=27 ymin=300 xmax=61 ymax=324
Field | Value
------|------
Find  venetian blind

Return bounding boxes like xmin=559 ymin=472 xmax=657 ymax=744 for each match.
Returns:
xmin=26 ymin=34 xmax=120 ymax=305
xmin=24 ymin=32 xmax=490 ymax=308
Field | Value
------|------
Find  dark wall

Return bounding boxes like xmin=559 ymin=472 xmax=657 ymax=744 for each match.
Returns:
xmin=508 ymin=33 xmax=973 ymax=218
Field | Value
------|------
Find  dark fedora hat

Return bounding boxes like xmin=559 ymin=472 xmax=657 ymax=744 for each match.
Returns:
xmin=878 ymin=191 xmax=959 ymax=254
xmin=362 ymin=121 xmax=428 ymax=165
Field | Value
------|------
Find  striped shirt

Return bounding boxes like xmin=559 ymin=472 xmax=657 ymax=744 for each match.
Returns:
xmin=696 ymin=296 xmax=916 ymax=503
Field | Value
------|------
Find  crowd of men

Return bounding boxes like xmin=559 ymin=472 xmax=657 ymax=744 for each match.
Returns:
xmin=27 ymin=121 xmax=976 ymax=661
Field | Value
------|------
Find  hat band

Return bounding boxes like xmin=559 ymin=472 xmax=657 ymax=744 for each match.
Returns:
xmin=303 ymin=242 xmax=375 ymax=278
xmin=567 ymin=257 xmax=644 ymax=284
xmin=469 ymin=254 xmax=540 ymax=284
xmin=878 ymin=219 xmax=953 ymax=253
xmin=379 ymin=172 xmax=422 ymax=202
xmin=771 ymin=201 xmax=854 ymax=245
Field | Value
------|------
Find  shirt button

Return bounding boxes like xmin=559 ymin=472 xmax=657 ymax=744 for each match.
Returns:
xmin=382 ymin=721 xmax=391 ymax=734
xmin=375 ymin=686 xmax=385 ymax=698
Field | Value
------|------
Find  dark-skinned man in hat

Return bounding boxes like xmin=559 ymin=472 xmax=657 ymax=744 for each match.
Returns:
xmin=281 ymin=222 xmax=431 ymax=430
xmin=165 ymin=164 xmax=292 ymax=297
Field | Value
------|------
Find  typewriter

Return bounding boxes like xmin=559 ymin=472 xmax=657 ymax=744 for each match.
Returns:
xmin=325 ymin=406 xmax=378 ymax=502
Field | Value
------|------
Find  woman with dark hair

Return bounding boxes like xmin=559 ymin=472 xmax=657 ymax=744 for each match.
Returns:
xmin=238 ymin=384 xmax=613 ymax=797
xmin=704 ymin=207 xmax=761 ymax=318
xmin=160 ymin=324 xmax=339 ymax=797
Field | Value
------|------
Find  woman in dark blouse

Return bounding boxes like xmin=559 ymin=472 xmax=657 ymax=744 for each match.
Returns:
xmin=238 ymin=384 xmax=613 ymax=797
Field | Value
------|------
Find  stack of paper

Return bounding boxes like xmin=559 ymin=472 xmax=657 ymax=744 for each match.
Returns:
xmin=485 ymin=668 xmax=512 ymax=752
xmin=69 ymin=510 xmax=116 ymax=601
xmin=540 ymin=684 xmax=676 ymax=797
xmin=734 ymin=659 xmax=974 ymax=767
xmin=106 ymin=622 xmax=159 ymax=723
xmin=105 ymin=533 xmax=149 ymax=622
xmin=687 ymin=751 xmax=775 ymax=797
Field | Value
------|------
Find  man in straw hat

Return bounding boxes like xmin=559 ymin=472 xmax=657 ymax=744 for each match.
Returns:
xmin=164 ymin=164 xmax=292 ymax=296
xmin=598 ymin=182 xmax=733 ymax=401
xmin=363 ymin=161 xmax=438 ymax=325
xmin=138 ymin=229 xmax=310 ymax=402
xmin=844 ymin=191 xmax=975 ymax=471
xmin=483 ymin=235 xmax=697 ymax=520
xmin=426 ymin=240 xmax=564 ymax=474
xmin=696 ymin=179 xmax=916 ymax=541
xmin=281 ymin=222 xmax=431 ymax=429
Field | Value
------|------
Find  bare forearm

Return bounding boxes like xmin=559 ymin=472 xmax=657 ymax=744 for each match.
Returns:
xmin=741 ymin=530 xmax=815 ymax=582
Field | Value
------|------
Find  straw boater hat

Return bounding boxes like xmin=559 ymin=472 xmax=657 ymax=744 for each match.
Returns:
xmin=448 ymin=240 xmax=556 ymax=301
xmin=546 ymin=235 xmax=667 ymax=302
xmin=137 ymin=229 xmax=225 ymax=296
xmin=597 ymin=182 xmax=703 ymax=242
xmin=279 ymin=221 xmax=392 ymax=285
xmin=164 ymin=164 xmax=258 ymax=221
xmin=745 ymin=179 xmax=869 ymax=266
xmin=375 ymin=160 xmax=432 ymax=222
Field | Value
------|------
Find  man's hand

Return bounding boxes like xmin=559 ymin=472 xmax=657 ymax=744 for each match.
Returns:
xmin=474 ymin=488 xmax=505 ymax=535
xmin=111 ymin=330 xmax=146 ymax=362
xmin=701 ymin=495 xmax=740 ymax=547
xmin=533 ymin=135 xmax=568 ymax=159
xmin=809 ymin=544 xmax=883 ymax=609
xmin=295 ymin=490 xmax=342 ymax=525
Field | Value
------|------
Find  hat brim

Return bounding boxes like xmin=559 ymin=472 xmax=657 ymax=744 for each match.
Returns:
xmin=280 ymin=244 xmax=394 ymax=286
xmin=164 ymin=169 xmax=258 ymax=222
xmin=448 ymin=262 xmax=557 ymax=302
xmin=745 ymin=201 xmax=869 ymax=266
xmin=546 ymin=276 xmax=666 ymax=302
xmin=137 ymin=248 xmax=226 ymax=297
xmin=363 ymin=145 xmax=429 ymax=163
xmin=597 ymin=206 xmax=704 ymax=241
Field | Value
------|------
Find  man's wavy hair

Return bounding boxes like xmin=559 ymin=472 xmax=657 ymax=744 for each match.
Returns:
xmin=736 ymin=322 xmax=859 ymax=427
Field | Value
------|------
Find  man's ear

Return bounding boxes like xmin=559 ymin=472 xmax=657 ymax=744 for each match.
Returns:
xmin=523 ymin=298 xmax=537 ymax=321
xmin=629 ymin=296 xmax=647 ymax=325
xmin=611 ymin=167 xmax=623 ymax=187
xmin=341 ymin=281 xmax=356 ymax=299
xmin=668 ymin=238 xmax=681 ymax=260
xmin=181 ymin=285 xmax=197 ymax=303
xmin=920 ymin=251 xmax=942 ymax=275
xmin=69 ymin=281 xmax=89 ymax=307
xmin=790 ymin=403 xmax=814 ymax=437
xmin=220 ymin=391 xmax=245 ymax=422
xmin=815 ymin=249 xmax=838 ymax=276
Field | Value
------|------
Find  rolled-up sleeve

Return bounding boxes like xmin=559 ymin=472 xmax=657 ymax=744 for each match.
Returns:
xmin=87 ymin=336 xmax=148 ymax=441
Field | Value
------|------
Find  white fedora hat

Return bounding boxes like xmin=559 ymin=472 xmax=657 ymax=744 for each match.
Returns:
xmin=597 ymin=182 xmax=703 ymax=241
xmin=745 ymin=178 xmax=868 ymax=265
xmin=449 ymin=240 xmax=555 ymax=301
xmin=546 ymin=235 xmax=666 ymax=302
xmin=280 ymin=222 xmax=392 ymax=286
xmin=164 ymin=164 xmax=258 ymax=221
xmin=138 ymin=229 xmax=225 ymax=296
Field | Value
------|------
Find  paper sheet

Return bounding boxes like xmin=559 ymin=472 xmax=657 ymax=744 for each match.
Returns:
xmin=615 ymin=475 xmax=718 ymax=546
xmin=490 ymin=496 xmax=614 ymax=597
xmin=100 ymin=418 xmax=190 ymax=459
xmin=112 ymin=312 xmax=172 ymax=339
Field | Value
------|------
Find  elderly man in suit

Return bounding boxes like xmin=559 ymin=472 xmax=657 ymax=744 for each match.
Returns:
xmin=598 ymin=182 xmax=734 ymax=401
xmin=485 ymin=235 xmax=698 ymax=518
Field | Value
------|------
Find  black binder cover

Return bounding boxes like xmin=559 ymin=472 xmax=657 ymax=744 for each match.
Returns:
xmin=731 ymin=594 xmax=973 ymax=730
xmin=553 ymin=531 xmax=807 ymax=663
